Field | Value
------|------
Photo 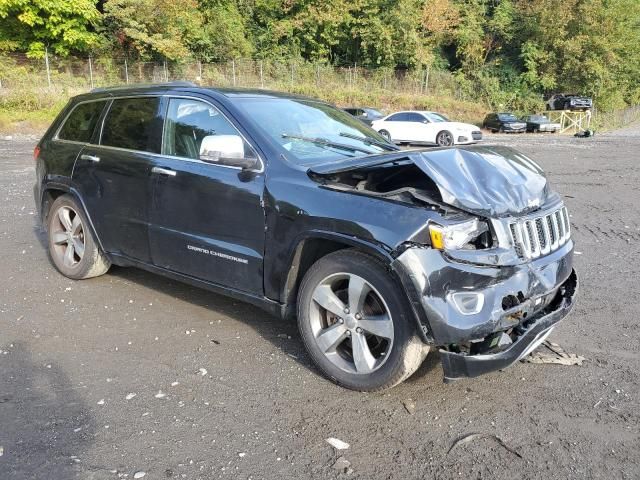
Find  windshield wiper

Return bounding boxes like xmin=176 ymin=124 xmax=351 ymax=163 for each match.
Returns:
xmin=339 ymin=132 xmax=398 ymax=151
xmin=281 ymin=133 xmax=377 ymax=155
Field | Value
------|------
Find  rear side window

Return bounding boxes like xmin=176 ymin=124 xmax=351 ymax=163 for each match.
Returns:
xmin=387 ymin=113 xmax=407 ymax=121
xmin=101 ymin=97 xmax=160 ymax=153
xmin=58 ymin=101 xmax=106 ymax=143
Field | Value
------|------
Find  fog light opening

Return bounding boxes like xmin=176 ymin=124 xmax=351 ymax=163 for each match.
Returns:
xmin=450 ymin=292 xmax=485 ymax=315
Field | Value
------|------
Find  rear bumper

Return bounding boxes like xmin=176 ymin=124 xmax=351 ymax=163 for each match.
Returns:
xmin=439 ymin=269 xmax=577 ymax=381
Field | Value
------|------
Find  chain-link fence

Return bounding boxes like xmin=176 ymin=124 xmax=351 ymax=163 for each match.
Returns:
xmin=0 ymin=52 xmax=464 ymax=102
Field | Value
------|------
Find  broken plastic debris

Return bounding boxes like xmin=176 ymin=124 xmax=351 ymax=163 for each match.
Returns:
xmin=0 ymin=446 xmax=3 ymax=456
xmin=126 ymin=393 xmax=137 ymax=400
xmin=523 ymin=341 xmax=585 ymax=366
xmin=154 ymin=391 xmax=167 ymax=399
xmin=447 ymin=433 xmax=522 ymax=458
xmin=238 ymin=452 xmax=246 ymax=458
xmin=133 ymin=472 xmax=146 ymax=479
xmin=326 ymin=437 xmax=350 ymax=450
xmin=198 ymin=368 xmax=208 ymax=376
xmin=97 ymin=399 xmax=105 ymax=405
xmin=171 ymin=381 xmax=179 ymax=387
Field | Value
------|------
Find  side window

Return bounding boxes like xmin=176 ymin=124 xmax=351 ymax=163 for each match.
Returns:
xmin=101 ymin=97 xmax=160 ymax=153
xmin=58 ymin=101 xmax=106 ymax=143
xmin=406 ymin=113 xmax=426 ymax=123
xmin=163 ymin=98 xmax=249 ymax=160
xmin=387 ymin=113 xmax=406 ymax=122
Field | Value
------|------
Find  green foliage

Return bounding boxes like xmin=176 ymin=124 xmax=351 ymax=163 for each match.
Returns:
xmin=0 ymin=0 xmax=101 ymax=56
xmin=1 ymin=0 xmax=640 ymax=112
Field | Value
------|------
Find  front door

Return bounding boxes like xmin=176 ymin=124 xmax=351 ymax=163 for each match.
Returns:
xmin=148 ymin=97 xmax=265 ymax=295
xmin=73 ymin=96 xmax=162 ymax=263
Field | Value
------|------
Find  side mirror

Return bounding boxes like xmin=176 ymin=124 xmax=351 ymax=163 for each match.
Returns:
xmin=200 ymin=135 xmax=259 ymax=170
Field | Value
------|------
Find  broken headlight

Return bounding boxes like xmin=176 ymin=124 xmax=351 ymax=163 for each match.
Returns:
xmin=428 ymin=219 xmax=490 ymax=250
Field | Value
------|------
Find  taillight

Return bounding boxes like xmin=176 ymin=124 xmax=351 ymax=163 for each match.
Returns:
xmin=33 ymin=145 xmax=41 ymax=160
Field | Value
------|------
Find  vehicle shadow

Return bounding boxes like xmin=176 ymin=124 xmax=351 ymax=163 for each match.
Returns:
xmin=107 ymin=266 xmax=315 ymax=367
xmin=0 ymin=341 xmax=97 ymax=479
xmin=107 ymin=266 xmax=447 ymax=386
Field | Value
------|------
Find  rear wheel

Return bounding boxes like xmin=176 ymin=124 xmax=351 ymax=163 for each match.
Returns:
xmin=436 ymin=130 xmax=454 ymax=146
xmin=379 ymin=129 xmax=392 ymax=142
xmin=47 ymin=195 xmax=110 ymax=280
xmin=297 ymin=250 xmax=428 ymax=391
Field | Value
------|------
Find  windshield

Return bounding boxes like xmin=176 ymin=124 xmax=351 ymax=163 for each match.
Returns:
xmin=424 ymin=112 xmax=450 ymax=123
xmin=364 ymin=108 xmax=383 ymax=117
xmin=498 ymin=113 xmax=519 ymax=122
xmin=235 ymin=98 xmax=393 ymax=166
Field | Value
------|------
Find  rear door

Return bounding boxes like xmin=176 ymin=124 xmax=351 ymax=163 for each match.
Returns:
xmin=148 ymin=96 xmax=266 ymax=295
xmin=73 ymin=96 xmax=162 ymax=263
xmin=44 ymin=99 xmax=108 ymax=181
xmin=382 ymin=113 xmax=413 ymax=141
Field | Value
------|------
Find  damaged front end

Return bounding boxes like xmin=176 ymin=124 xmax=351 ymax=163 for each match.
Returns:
xmin=309 ymin=145 xmax=579 ymax=382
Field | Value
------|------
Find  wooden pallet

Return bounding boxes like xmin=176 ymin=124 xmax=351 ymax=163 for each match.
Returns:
xmin=545 ymin=110 xmax=592 ymax=134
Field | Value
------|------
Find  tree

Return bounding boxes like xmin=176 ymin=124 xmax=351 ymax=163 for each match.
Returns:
xmin=0 ymin=0 xmax=101 ymax=56
xmin=103 ymin=0 xmax=205 ymax=60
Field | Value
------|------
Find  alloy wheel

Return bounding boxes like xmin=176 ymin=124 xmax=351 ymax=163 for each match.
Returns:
xmin=437 ymin=131 xmax=454 ymax=146
xmin=51 ymin=206 xmax=85 ymax=268
xmin=308 ymin=273 xmax=394 ymax=374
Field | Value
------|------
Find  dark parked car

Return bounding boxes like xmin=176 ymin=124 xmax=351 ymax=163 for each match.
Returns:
xmin=34 ymin=83 xmax=577 ymax=391
xmin=482 ymin=113 xmax=527 ymax=133
xmin=343 ymin=107 xmax=385 ymax=126
xmin=546 ymin=94 xmax=593 ymax=111
xmin=522 ymin=115 xmax=561 ymax=133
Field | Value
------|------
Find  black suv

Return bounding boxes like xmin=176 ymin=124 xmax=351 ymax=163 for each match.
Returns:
xmin=482 ymin=113 xmax=527 ymax=133
xmin=343 ymin=107 xmax=385 ymax=126
xmin=34 ymin=84 xmax=578 ymax=391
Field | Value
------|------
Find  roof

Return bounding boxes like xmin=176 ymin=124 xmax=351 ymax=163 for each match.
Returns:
xmin=76 ymin=83 xmax=323 ymax=103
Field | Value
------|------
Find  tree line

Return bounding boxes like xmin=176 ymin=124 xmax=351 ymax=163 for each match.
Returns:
xmin=1 ymin=0 xmax=639 ymax=111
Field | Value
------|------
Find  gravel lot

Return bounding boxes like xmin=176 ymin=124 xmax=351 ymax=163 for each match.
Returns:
xmin=1 ymin=129 xmax=639 ymax=479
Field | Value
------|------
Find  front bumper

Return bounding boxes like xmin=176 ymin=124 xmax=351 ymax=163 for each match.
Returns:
xmin=504 ymin=125 xmax=526 ymax=132
xmin=440 ymin=269 xmax=577 ymax=381
xmin=392 ymin=241 xmax=577 ymax=380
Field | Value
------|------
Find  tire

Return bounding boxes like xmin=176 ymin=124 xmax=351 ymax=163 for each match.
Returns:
xmin=533 ymin=127 xmax=539 ymax=133
xmin=436 ymin=130 xmax=454 ymax=147
xmin=47 ymin=194 xmax=111 ymax=280
xmin=498 ymin=126 xmax=505 ymax=133
xmin=378 ymin=129 xmax=392 ymax=142
xmin=297 ymin=249 xmax=428 ymax=391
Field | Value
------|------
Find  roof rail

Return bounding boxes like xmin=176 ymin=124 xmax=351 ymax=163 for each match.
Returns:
xmin=90 ymin=81 xmax=197 ymax=93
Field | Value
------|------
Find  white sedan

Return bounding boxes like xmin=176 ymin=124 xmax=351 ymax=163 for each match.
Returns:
xmin=371 ymin=111 xmax=482 ymax=147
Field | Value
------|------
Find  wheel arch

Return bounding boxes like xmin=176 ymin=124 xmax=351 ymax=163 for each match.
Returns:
xmin=40 ymin=184 xmax=107 ymax=254
xmin=280 ymin=232 xmax=393 ymax=319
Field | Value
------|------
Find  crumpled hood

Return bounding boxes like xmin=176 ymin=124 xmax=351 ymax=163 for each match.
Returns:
xmin=308 ymin=145 xmax=550 ymax=217
xmin=412 ymin=146 xmax=549 ymax=217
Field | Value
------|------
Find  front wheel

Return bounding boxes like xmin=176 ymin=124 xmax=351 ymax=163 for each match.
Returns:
xmin=297 ymin=250 xmax=428 ymax=391
xmin=47 ymin=194 xmax=111 ymax=280
xmin=436 ymin=130 xmax=454 ymax=146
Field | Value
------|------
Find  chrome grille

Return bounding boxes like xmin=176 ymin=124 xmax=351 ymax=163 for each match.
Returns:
xmin=509 ymin=206 xmax=571 ymax=259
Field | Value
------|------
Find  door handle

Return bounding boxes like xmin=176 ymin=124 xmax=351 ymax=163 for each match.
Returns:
xmin=152 ymin=167 xmax=177 ymax=177
xmin=80 ymin=154 xmax=100 ymax=163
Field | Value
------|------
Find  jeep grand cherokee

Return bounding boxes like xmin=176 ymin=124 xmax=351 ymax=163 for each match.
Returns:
xmin=34 ymin=83 xmax=578 ymax=391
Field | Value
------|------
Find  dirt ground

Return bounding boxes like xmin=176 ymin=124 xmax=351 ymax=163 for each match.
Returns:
xmin=1 ymin=128 xmax=638 ymax=480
